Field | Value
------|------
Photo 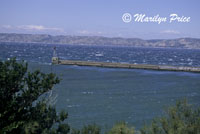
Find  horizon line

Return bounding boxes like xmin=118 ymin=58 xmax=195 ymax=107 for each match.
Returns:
xmin=0 ymin=32 xmax=199 ymax=41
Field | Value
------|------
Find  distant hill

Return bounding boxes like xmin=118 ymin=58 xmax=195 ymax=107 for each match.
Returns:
xmin=0 ymin=33 xmax=200 ymax=49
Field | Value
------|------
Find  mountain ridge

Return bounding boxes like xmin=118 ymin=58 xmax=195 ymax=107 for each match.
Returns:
xmin=0 ymin=33 xmax=200 ymax=49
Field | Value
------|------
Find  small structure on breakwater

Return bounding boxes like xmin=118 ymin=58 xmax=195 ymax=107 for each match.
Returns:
xmin=52 ymin=47 xmax=59 ymax=64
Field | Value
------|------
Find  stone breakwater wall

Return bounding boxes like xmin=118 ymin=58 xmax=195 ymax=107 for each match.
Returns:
xmin=52 ymin=58 xmax=200 ymax=73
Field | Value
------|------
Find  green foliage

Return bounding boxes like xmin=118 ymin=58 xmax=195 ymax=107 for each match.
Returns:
xmin=107 ymin=121 xmax=135 ymax=134
xmin=71 ymin=128 xmax=81 ymax=134
xmin=140 ymin=99 xmax=200 ymax=134
xmin=0 ymin=58 xmax=70 ymax=134
xmin=71 ymin=124 xmax=100 ymax=134
xmin=81 ymin=124 xmax=100 ymax=134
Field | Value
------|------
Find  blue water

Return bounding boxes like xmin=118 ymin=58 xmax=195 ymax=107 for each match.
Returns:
xmin=1 ymin=42 xmax=200 ymax=66
xmin=1 ymin=42 xmax=200 ymax=131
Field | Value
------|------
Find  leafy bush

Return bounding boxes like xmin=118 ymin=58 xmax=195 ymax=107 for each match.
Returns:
xmin=0 ymin=58 xmax=69 ymax=134
xmin=107 ymin=122 xmax=135 ymax=134
xmin=71 ymin=124 xmax=100 ymax=134
xmin=140 ymin=99 xmax=200 ymax=134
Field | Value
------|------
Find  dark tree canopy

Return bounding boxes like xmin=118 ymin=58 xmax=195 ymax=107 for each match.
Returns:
xmin=0 ymin=58 xmax=69 ymax=134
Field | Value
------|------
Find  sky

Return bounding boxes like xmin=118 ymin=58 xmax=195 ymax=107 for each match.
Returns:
xmin=0 ymin=0 xmax=200 ymax=39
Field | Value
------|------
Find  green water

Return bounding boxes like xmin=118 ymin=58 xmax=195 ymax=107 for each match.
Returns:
xmin=29 ymin=62 xmax=200 ymax=131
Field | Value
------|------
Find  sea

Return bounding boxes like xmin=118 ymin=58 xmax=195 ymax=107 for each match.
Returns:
xmin=0 ymin=42 xmax=200 ymax=131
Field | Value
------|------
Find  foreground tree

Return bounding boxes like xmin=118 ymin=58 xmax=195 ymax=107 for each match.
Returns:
xmin=71 ymin=124 xmax=101 ymax=134
xmin=107 ymin=122 xmax=135 ymax=134
xmin=0 ymin=58 xmax=69 ymax=134
xmin=140 ymin=99 xmax=200 ymax=134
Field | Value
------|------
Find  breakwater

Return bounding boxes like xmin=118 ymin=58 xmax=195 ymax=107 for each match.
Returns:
xmin=52 ymin=57 xmax=200 ymax=73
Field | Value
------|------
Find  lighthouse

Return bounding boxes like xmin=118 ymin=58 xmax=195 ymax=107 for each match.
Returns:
xmin=52 ymin=47 xmax=59 ymax=64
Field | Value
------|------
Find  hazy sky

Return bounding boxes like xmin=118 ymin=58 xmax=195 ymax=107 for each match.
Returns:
xmin=0 ymin=0 xmax=200 ymax=39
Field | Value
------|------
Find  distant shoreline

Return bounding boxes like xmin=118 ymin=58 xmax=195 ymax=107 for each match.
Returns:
xmin=1 ymin=41 xmax=200 ymax=50
xmin=0 ymin=33 xmax=200 ymax=49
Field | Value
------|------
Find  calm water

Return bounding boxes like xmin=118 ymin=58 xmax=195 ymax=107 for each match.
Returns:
xmin=1 ymin=42 xmax=200 ymax=131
